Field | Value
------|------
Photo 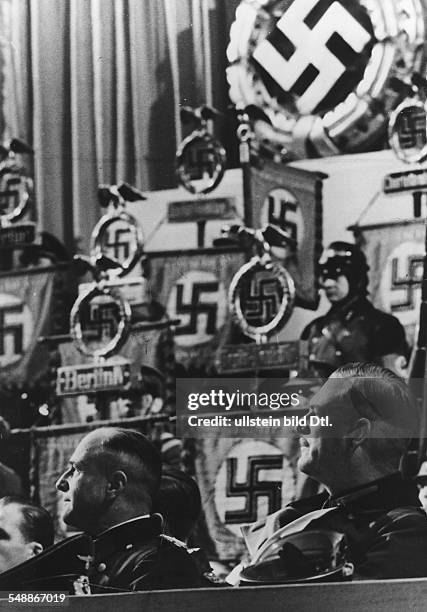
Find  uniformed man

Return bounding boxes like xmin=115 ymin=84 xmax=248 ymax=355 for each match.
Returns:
xmin=55 ymin=427 xmax=203 ymax=592
xmin=301 ymin=242 xmax=408 ymax=378
xmin=236 ymin=363 xmax=427 ymax=582
xmin=154 ymin=468 xmax=224 ymax=586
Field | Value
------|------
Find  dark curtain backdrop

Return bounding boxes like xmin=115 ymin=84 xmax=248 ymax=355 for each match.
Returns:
xmin=0 ymin=0 xmax=240 ymax=251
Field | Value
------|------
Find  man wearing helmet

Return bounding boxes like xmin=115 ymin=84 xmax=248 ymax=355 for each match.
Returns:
xmin=301 ymin=241 xmax=408 ymax=377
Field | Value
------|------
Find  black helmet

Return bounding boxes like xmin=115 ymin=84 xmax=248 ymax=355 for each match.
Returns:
xmin=239 ymin=529 xmax=354 ymax=585
xmin=319 ymin=241 xmax=369 ymax=296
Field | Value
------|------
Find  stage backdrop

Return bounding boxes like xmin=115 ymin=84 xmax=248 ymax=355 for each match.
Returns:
xmin=353 ymin=220 xmax=424 ymax=349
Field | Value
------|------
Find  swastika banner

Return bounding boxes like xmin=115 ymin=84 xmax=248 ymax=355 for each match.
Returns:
xmin=0 ymin=268 xmax=55 ymax=388
xmin=147 ymin=248 xmax=245 ymax=373
xmin=191 ymin=435 xmax=306 ymax=560
xmin=354 ymin=220 xmax=424 ymax=348
xmin=249 ymin=161 xmax=325 ymax=309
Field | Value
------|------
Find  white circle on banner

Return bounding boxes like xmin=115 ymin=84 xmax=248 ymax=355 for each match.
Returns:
xmin=379 ymin=241 xmax=424 ymax=328
xmin=167 ymin=270 xmax=227 ymax=347
xmin=261 ymin=188 xmax=304 ymax=245
xmin=214 ymin=440 xmax=295 ymax=537
xmin=0 ymin=293 xmax=33 ymax=366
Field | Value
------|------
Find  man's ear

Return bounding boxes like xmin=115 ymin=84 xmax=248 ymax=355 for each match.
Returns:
xmin=348 ymin=418 xmax=371 ymax=449
xmin=27 ymin=541 xmax=43 ymax=557
xmin=106 ymin=470 xmax=128 ymax=499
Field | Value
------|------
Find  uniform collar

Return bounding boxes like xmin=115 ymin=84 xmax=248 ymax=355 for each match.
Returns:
xmin=328 ymin=295 xmax=371 ymax=318
xmin=325 ymin=473 xmax=420 ymax=511
xmin=93 ymin=514 xmax=162 ymax=560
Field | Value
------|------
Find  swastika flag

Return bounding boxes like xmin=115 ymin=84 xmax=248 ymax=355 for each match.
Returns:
xmin=0 ymin=269 xmax=55 ymax=387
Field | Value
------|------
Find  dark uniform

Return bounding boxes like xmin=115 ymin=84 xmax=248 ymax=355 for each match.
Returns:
xmin=0 ymin=533 xmax=93 ymax=593
xmin=241 ymin=473 xmax=427 ymax=580
xmin=301 ymin=242 xmax=408 ymax=377
xmin=302 ymin=295 xmax=408 ymax=376
xmin=0 ymin=516 xmax=204 ymax=593
xmin=89 ymin=514 xmax=204 ymax=592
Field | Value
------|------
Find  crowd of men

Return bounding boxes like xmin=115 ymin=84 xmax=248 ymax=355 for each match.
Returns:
xmin=0 ymin=362 xmax=425 ymax=592
xmin=0 ymin=244 xmax=424 ymax=593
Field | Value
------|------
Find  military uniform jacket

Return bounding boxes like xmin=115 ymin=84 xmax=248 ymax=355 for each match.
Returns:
xmin=242 ymin=473 xmax=427 ymax=580
xmin=301 ymin=297 xmax=408 ymax=373
xmin=89 ymin=515 xmax=204 ymax=592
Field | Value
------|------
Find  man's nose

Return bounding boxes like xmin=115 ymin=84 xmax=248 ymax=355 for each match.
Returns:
xmin=55 ymin=473 xmax=69 ymax=492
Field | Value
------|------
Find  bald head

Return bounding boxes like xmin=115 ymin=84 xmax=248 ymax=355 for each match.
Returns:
xmin=78 ymin=428 xmax=162 ymax=498
xmin=56 ymin=428 xmax=162 ymax=534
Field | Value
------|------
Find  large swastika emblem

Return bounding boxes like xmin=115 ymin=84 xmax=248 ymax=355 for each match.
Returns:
xmin=167 ymin=270 xmax=227 ymax=347
xmin=380 ymin=241 xmax=424 ymax=332
xmin=214 ymin=441 xmax=296 ymax=537
xmin=252 ymin=0 xmax=373 ymax=114
xmin=0 ymin=294 xmax=33 ymax=367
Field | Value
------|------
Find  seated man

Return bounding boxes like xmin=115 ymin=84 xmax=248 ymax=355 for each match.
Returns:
xmin=238 ymin=363 xmax=427 ymax=581
xmin=0 ymin=496 xmax=54 ymax=573
xmin=153 ymin=468 xmax=222 ymax=587
xmin=55 ymin=427 xmax=203 ymax=592
xmin=154 ymin=468 xmax=223 ymax=585
xmin=154 ymin=468 xmax=201 ymax=543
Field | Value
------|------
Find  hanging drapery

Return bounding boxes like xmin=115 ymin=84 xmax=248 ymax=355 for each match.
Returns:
xmin=0 ymin=0 xmax=239 ymax=252
xmin=0 ymin=0 xmax=177 ymax=251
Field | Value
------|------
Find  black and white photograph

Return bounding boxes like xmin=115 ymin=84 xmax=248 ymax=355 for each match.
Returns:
xmin=0 ymin=0 xmax=427 ymax=610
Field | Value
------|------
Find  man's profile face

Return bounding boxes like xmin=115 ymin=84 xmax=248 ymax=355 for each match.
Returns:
xmin=55 ymin=433 xmax=110 ymax=532
xmin=321 ymin=274 xmax=349 ymax=303
xmin=0 ymin=504 xmax=36 ymax=572
xmin=297 ymin=378 xmax=356 ymax=487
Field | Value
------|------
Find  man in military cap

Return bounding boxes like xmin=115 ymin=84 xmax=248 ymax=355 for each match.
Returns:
xmin=55 ymin=427 xmax=203 ymax=592
xmin=301 ymin=242 xmax=408 ymax=377
xmin=237 ymin=363 xmax=427 ymax=581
